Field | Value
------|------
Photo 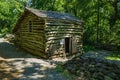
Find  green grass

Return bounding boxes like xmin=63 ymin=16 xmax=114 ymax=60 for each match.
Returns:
xmin=55 ymin=64 xmax=73 ymax=80
xmin=83 ymin=45 xmax=120 ymax=61
xmin=105 ymin=52 xmax=120 ymax=61
xmin=83 ymin=45 xmax=96 ymax=52
xmin=0 ymin=34 xmax=5 ymax=38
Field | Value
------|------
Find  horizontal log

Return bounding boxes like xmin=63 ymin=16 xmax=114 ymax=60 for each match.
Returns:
xmin=32 ymin=23 xmax=45 ymax=25
xmin=32 ymin=27 xmax=44 ymax=29
xmin=22 ymin=46 xmax=46 ymax=58
xmin=46 ymin=37 xmax=82 ymax=42
xmin=20 ymin=26 xmax=27 ymax=28
xmin=46 ymin=20 xmax=71 ymax=24
xmin=23 ymin=46 xmax=43 ymax=54
xmin=20 ymin=30 xmax=28 ymax=32
xmin=46 ymin=25 xmax=81 ymax=29
xmin=20 ymin=31 xmax=45 ymax=34
xmin=46 ymin=23 xmax=73 ymax=26
xmin=21 ymin=24 xmax=45 ymax=28
xmin=32 ymin=20 xmax=44 ymax=22
xmin=45 ymin=29 xmax=82 ymax=32
xmin=30 ymin=31 xmax=44 ymax=33
xmin=20 ymin=25 xmax=28 ymax=28
xmin=26 ymin=24 xmax=45 ymax=27
xmin=20 ymin=34 xmax=45 ymax=39
xmin=46 ymin=21 xmax=73 ymax=24
xmin=30 ymin=19 xmax=44 ymax=22
xmin=46 ymin=18 xmax=82 ymax=25
xmin=24 ymin=15 xmax=38 ymax=20
xmin=19 ymin=24 xmax=82 ymax=35
xmin=21 ymin=36 xmax=44 ymax=42
xmin=22 ymin=42 xmax=45 ymax=51
xmin=46 ymin=37 xmax=82 ymax=44
xmin=20 ymin=25 xmax=44 ymax=29
xmin=22 ymin=38 xmax=45 ymax=46
xmin=22 ymin=44 xmax=45 ymax=54
xmin=46 ymin=39 xmax=60 ymax=43
xmin=21 ymin=32 xmax=45 ymax=36
xmin=22 ymin=38 xmax=45 ymax=44
xmin=20 ymin=32 xmax=43 ymax=35
xmin=32 ymin=21 xmax=44 ymax=23
xmin=46 ymin=39 xmax=82 ymax=45
xmin=46 ymin=32 xmax=82 ymax=35
xmin=46 ymin=34 xmax=82 ymax=38
xmin=45 ymin=27 xmax=82 ymax=30
xmin=46 ymin=37 xmax=65 ymax=41
xmin=32 ymin=29 xmax=44 ymax=31
xmin=47 ymin=36 xmax=71 ymax=40
xmin=21 ymin=33 xmax=45 ymax=38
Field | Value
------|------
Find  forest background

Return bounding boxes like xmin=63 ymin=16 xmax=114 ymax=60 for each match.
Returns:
xmin=0 ymin=0 xmax=119 ymax=51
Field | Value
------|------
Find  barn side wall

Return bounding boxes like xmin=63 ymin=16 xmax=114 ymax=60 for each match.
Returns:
xmin=14 ymin=13 xmax=46 ymax=58
xmin=45 ymin=19 xmax=83 ymax=58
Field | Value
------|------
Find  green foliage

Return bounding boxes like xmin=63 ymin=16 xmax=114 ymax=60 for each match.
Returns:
xmin=0 ymin=34 xmax=5 ymax=38
xmin=30 ymin=0 xmax=65 ymax=12
xmin=55 ymin=64 xmax=73 ymax=80
xmin=0 ymin=0 xmax=119 ymax=50
xmin=63 ymin=70 xmax=72 ymax=80
xmin=55 ymin=64 xmax=64 ymax=73
xmin=104 ymin=76 xmax=113 ymax=80
xmin=1 ymin=28 xmax=9 ymax=34
xmin=83 ymin=45 xmax=96 ymax=52
xmin=0 ymin=0 xmax=27 ymax=33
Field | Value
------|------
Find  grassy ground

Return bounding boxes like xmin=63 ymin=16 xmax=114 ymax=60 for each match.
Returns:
xmin=105 ymin=52 xmax=120 ymax=61
xmin=83 ymin=45 xmax=96 ymax=52
xmin=62 ymin=45 xmax=120 ymax=80
xmin=83 ymin=45 xmax=120 ymax=61
xmin=55 ymin=64 xmax=75 ymax=80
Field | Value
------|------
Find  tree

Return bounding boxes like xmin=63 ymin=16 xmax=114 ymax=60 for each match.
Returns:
xmin=0 ymin=0 xmax=27 ymax=33
xmin=0 ymin=0 xmax=119 ymax=49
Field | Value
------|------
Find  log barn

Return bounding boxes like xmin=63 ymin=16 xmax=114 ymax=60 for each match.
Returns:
xmin=13 ymin=7 xmax=83 ymax=58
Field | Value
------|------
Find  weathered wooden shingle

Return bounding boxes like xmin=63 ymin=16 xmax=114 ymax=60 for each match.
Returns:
xmin=26 ymin=7 xmax=82 ymax=22
xmin=13 ymin=7 xmax=83 ymax=32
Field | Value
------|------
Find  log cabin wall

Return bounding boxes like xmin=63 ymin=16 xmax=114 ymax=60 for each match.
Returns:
xmin=45 ymin=19 xmax=83 ymax=58
xmin=14 ymin=13 xmax=46 ymax=58
xmin=13 ymin=8 xmax=83 ymax=58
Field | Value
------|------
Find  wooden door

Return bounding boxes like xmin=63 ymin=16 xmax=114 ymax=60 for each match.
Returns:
xmin=64 ymin=37 xmax=72 ymax=55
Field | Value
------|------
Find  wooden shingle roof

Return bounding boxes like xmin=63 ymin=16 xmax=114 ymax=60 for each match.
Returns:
xmin=26 ymin=7 xmax=82 ymax=22
xmin=13 ymin=7 xmax=83 ymax=32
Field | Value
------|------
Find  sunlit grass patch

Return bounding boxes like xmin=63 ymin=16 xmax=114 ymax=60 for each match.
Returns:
xmin=105 ymin=52 xmax=120 ymax=61
xmin=106 ymin=57 xmax=120 ymax=61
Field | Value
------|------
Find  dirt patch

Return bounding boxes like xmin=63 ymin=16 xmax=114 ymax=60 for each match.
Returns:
xmin=0 ymin=38 xmax=68 ymax=80
xmin=0 ymin=59 xmax=23 ymax=80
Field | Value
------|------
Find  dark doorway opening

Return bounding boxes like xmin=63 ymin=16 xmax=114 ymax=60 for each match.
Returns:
xmin=65 ymin=37 xmax=70 ymax=53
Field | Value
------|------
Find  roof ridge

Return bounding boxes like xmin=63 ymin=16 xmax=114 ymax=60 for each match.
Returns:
xmin=25 ymin=7 xmax=68 ymax=14
xmin=25 ymin=7 xmax=82 ymax=23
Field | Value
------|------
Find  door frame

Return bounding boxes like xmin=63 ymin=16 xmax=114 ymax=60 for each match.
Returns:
xmin=64 ymin=37 xmax=72 ymax=55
